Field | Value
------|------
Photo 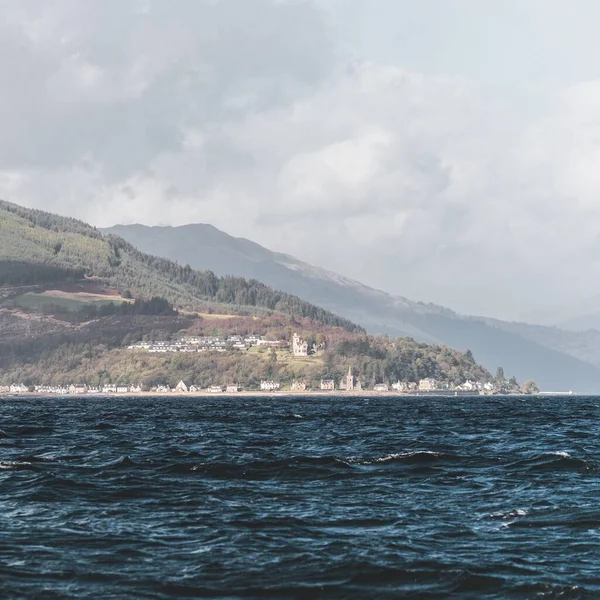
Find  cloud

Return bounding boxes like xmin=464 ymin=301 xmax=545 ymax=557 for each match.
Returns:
xmin=1 ymin=0 xmax=600 ymax=320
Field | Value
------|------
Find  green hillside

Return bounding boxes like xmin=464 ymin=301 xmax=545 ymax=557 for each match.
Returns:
xmin=103 ymin=221 xmax=600 ymax=393
xmin=0 ymin=200 xmax=497 ymax=391
xmin=0 ymin=200 xmax=363 ymax=333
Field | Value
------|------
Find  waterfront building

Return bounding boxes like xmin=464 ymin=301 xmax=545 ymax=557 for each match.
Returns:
xmin=260 ymin=380 xmax=280 ymax=391
xmin=291 ymin=380 xmax=307 ymax=392
xmin=226 ymin=384 xmax=239 ymax=393
xmin=10 ymin=383 xmax=28 ymax=394
xmin=69 ymin=384 xmax=87 ymax=395
xmin=175 ymin=381 xmax=188 ymax=393
xmin=374 ymin=383 xmax=389 ymax=392
xmin=340 ymin=366 xmax=356 ymax=391
xmin=418 ymin=378 xmax=438 ymax=392
xmin=320 ymin=379 xmax=335 ymax=391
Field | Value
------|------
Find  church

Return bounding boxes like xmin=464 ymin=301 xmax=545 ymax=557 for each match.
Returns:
xmin=339 ymin=366 xmax=362 ymax=391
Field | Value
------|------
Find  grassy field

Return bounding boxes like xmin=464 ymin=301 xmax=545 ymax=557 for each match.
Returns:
xmin=2 ymin=292 xmax=123 ymax=312
xmin=197 ymin=312 xmax=242 ymax=320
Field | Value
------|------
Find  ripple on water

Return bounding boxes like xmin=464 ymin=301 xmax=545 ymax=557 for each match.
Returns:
xmin=1 ymin=395 xmax=600 ymax=598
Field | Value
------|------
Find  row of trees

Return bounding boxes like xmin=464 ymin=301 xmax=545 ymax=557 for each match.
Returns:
xmin=0 ymin=261 xmax=84 ymax=286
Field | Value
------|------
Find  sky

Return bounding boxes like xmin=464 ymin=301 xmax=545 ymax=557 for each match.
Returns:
xmin=1 ymin=0 xmax=600 ymax=322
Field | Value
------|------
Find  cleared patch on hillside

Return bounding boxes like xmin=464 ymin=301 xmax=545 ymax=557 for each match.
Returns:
xmin=1 ymin=283 xmax=130 ymax=313
xmin=197 ymin=312 xmax=239 ymax=320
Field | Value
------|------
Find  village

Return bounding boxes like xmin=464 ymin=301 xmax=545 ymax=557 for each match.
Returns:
xmin=1 ymin=370 xmax=496 ymax=397
xmin=0 ymin=332 xmax=505 ymax=396
xmin=126 ymin=333 xmax=292 ymax=354
xmin=0 ymin=333 xmax=516 ymax=396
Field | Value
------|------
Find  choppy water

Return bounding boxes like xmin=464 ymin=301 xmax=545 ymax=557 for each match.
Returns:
xmin=1 ymin=396 xmax=600 ymax=598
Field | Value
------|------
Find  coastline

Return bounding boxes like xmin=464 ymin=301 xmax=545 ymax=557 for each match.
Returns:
xmin=0 ymin=391 xmax=572 ymax=399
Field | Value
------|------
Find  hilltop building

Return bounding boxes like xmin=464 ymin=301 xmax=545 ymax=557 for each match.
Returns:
xmin=292 ymin=333 xmax=309 ymax=357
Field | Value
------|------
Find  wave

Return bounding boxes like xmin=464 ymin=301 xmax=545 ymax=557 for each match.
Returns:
xmin=159 ymin=451 xmax=461 ymax=480
xmin=349 ymin=451 xmax=457 ymax=465
xmin=163 ymin=456 xmax=354 ymax=479
xmin=0 ymin=460 xmax=34 ymax=470
xmin=93 ymin=422 xmax=118 ymax=430
xmin=518 ymin=452 xmax=596 ymax=473
xmin=489 ymin=508 xmax=528 ymax=520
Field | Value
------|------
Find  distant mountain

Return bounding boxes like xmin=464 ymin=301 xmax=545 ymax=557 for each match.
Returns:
xmin=558 ymin=311 xmax=600 ymax=332
xmin=103 ymin=223 xmax=600 ymax=392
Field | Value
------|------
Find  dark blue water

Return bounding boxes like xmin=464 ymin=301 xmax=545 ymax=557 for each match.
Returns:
xmin=1 ymin=396 xmax=599 ymax=598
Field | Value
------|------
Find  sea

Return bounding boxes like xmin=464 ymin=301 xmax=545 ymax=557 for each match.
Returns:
xmin=1 ymin=395 xmax=599 ymax=599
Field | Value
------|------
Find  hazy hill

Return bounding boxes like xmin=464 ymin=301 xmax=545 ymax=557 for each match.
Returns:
xmin=103 ymin=223 xmax=600 ymax=392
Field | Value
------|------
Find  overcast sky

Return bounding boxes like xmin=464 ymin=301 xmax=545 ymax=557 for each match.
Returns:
xmin=1 ymin=0 xmax=599 ymax=321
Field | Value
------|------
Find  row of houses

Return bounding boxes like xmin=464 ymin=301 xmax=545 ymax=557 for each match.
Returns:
xmin=0 ymin=384 xmax=144 ymax=395
xmin=128 ymin=334 xmax=288 ymax=354
xmin=1 ymin=377 xmax=496 ymax=396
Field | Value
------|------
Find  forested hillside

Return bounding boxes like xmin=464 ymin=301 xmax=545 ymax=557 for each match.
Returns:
xmin=0 ymin=200 xmax=362 ymax=333
xmin=0 ymin=309 xmax=491 ymax=389
xmin=0 ymin=200 xmax=496 ymax=391
xmin=103 ymin=221 xmax=600 ymax=392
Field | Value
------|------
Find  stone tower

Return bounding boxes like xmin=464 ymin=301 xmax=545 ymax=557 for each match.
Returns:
xmin=345 ymin=366 xmax=355 ymax=391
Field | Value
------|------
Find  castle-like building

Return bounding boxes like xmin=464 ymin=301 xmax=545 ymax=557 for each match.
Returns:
xmin=292 ymin=333 xmax=309 ymax=357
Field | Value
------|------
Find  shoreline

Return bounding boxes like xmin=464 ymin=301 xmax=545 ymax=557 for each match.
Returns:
xmin=0 ymin=391 xmax=573 ymax=399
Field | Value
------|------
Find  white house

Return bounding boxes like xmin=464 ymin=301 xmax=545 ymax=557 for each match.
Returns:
xmin=10 ymin=383 xmax=28 ymax=394
xmin=69 ymin=384 xmax=87 ymax=395
xmin=175 ymin=381 xmax=188 ymax=393
xmin=374 ymin=383 xmax=389 ymax=392
xmin=260 ymin=380 xmax=280 ymax=391
xmin=226 ymin=384 xmax=239 ymax=393
xmin=419 ymin=378 xmax=438 ymax=392
xmin=291 ymin=380 xmax=307 ymax=392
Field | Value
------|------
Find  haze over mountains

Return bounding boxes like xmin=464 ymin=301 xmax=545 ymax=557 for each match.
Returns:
xmin=103 ymin=223 xmax=600 ymax=393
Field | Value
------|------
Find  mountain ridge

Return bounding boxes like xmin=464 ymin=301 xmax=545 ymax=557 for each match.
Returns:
xmin=102 ymin=222 xmax=600 ymax=392
xmin=0 ymin=201 xmax=494 ymax=390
